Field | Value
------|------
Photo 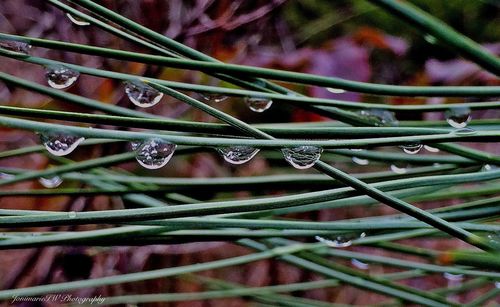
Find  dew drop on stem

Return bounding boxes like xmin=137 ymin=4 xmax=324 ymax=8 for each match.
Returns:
xmin=400 ymin=142 xmax=422 ymax=155
xmin=39 ymin=176 xmax=63 ymax=188
xmin=282 ymin=146 xmax=323 ymax=169
xmin=217 ymin=146 xmax=260 ymax=165
xmin=351 ymin=259 xmax=369 ymax=270
xmin=68 ymin=211 xmax=77 ymax=218
xmin=40 ymin=133 xmax=85 ymax=156
xmin=352 ymin=156 xmax=369 ymax=166
xmin=390 ymin=164 xmax=408 ymax=174
xmin=200 ymin=93 xmax=228 ymax=103
xmin=45 ymin=65 xmax=80 ymax=90
xmin=451 ymin=128 xmax=476 ymax=135
xmin=315 ymin=232 xmax=366 ymax=248
xmin=245 ymin=97 xmax=273 ymax=113
xmin=135 ymin=138 xmax=176 ymax=169
xmin=424 ymin=145 xmax=440 ymax=153
xmin=358 ymin=109 xmax=398 ymax=127
xmin=445 ymin=106 xmax=471 ymax=129
xmin=125 ymin=81 xmax=163 ymax=108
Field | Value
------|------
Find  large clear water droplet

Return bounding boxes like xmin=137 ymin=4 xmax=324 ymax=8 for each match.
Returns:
xmin=351 ymin=259 xmax=369 ymax=270
xmin=281 ymin=146 xmax=323 ymax=169
xmin=245 ymin=97 xmax=273 ymax=113
xmin=217 ymin=146 xmax=260 ymax=165
xmin=135 ymin=138 xmax=176 ymax=169
xmin=40 ymin=133 xmax=85 ymax=156
xmin=200 ymin=93 xmax=228 ymax=103
xmin=352 ymin=156 xmax=369 ymax=166
xmin=482 ymin=164 xmax=497 ymax=172
xmin=125 ymin=81 xmax=163 ymax=108
xmin=445 ymin=107 xmax=471 ymax=129
xmin=66 ymin=13 xmax=91 ymax=26
xmin=400 ymin=142 xmax=422 ymax=155
xmin=315 ymin=232 xmax=366 ymax=248
xmin=39 ymin=176 xmax=63 ymax=188
xmin=358 ymin=109 xmax=398 ymax=127
xmin=45 ymin=65 xmax=80 ymax=89
xmin=0 ymin=40 xmax=31 ymax=54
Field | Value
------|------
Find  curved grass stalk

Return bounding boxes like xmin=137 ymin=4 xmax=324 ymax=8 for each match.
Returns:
xmin=1 ymin=115 xmax=498 ymax=151
xmin=3 ymin=33 xmax=500 ymax=108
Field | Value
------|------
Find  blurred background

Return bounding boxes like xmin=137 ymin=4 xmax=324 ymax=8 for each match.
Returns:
xmin=0 ymin=0 xmax=499 ymax=306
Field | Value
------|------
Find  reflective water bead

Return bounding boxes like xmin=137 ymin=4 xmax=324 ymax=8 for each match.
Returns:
xmin=245 ymin=97 xmax=273 ymax=113
xmin=45 ymin=65 xmax=80 ymax=89
xmin=315 ymin=232 xmax=365 ymax=248
xmin=400 ymin=143 xmax=422 ymax=155
xmin=351 ymin=259 xmax=369 ymax=270
xmin=125 ymin=81 xmax=163 ymax=108
xmin=326 ymin=87 xmax=346 ymax=94
xmin=495 ymin=281 xmax=500 ymax=289
xmin=40 ymin=133 xmax=85 ymax=156
xmin=39 ymin=176 xmax=63 ymax=188
xmin=135 ymin=139 xmax=176 ymax=169
xmin=217 ymin=146 xmax=260 ymax=165
xmin=200 ymin=93 xmax=228 ymax=103
xmin=68 ymin=211 xmax=77 ymax=218
xmin=0 ymin=40 xmax=31 ymax=54
xmin=281 ymin=146 xmax=323 ymax=169
xmin=443 ymin=272 xmax=464 ymax=282
xmin=66 ymin=13 xmax=91 ymax=26
xmin=445 ymin=107 xmax=471 ymax=129
xmin=358 ymin=109 xmax=398 ymax=127
xmin=352 ymin=156 xmax=369 ymax=166
xmin=390 ymin=164 xmax=408 ymax=174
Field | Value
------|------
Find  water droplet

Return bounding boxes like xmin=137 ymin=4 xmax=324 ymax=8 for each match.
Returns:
xmin=424 ymin=145 xmax=440 ymax=153
xmin=315 ymin=232 xmax=365 ymax=248
xmin=0 ymin=40 xmax=31 ymax=54
xmin=390 ymin=164 xmax=408 ymax=174
xmin=358 ymin=109 xmax=398 ymax=127
xmin=495 ymin=281 xmax=500 ymax=289
xmin=68 ymin=211 xmax=77 ymax=218
xmin=135 ymin=138 xmax=176 ymax=169
xmin=45 ymin=65 xmax=80 ymax=89
xmin=217 ymin=146 xmax=260 ymax=165
xmin=445 ymin=107 xmax=471 ymax=129
xmin=0 ymin=172 xmax=15 ymax=180
xmin=66 ymin=13 xmax=91 ymax=26
xmin=400 ymin=143 xmax=422 ymax=155
xmin=200 ymin=93 xmax=228 ymax=103
xmin=281 ymin=146 xmax=323 ymax=169
xmin=351 ymin=259 xmax=369 ymax=270
xmin=125 ymin=81 xmax=163 ymax=108
xmin=452 ymin=128 xmax=476 ymax=135
xmin=443 ymin=272 xmax=464 ymax=282
xmin=326 ymin=87 xmax=346 ymax=94
xmin=40 ymin=133 xmax=85 ymax=156
xmin=349 ymin=148 xmax=363 ymax=152
xmin=39 ymin=176 xmax=63 ymax=188
xmin=482 ymin=164 xmax=497 ymax=172
xmin=352 ymin=156 xmax=369 ymax=166
xmin=424 ymin=34 xmax=437 ymax=44
xmin=245 ymin=97 xmax=273 ymax=113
